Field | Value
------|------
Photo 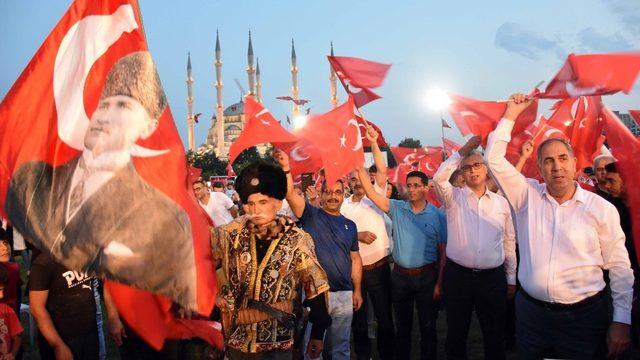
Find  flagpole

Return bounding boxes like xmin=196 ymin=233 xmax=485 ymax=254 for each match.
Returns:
xmin=440 ymin=111 xmax=446 ymax=161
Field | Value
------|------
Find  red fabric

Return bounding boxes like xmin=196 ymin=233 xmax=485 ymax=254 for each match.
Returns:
xmin=225 ymin=163 xmax=236 ymax=177
xmin=274 ymin=139 xmax=324 ymax=179
xmin=447 ymin=94 xmax=538 ymax=146
xmin=328 ymin=56 xmax=391 ymax=108
xmin=443 ymin=138 xmax=461 ymax=157
xmin=187 ymin=166 xmax=202 ymax=184
xmin=355 ymin=115 xmax=389 ymax=148
xmin=602 ymin=107 xmax=640 ymax=268
xmin=0 ymin=263 xmax=21 ymax=314
xmin=294 ymin=97 xmax=363 ymax=187
xmin=0 ymin=0 xmax=217 ymax=349
xmin=228 ymin=97 xmax=298 ymax=163
xmin=0 ymin=303 xmax=23 ymax=356
xmin=630 ymin=110 xmax=640 ymax=127
xmin=539 ymin=52 xmax=640 ymax=99
xmin=389 ymin=147 xmax=443 ymax=185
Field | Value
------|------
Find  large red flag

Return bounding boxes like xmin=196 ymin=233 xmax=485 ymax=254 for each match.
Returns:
xmin=0 ymin=0 xmax=216 ymax=349
xmin=355 ymin=115 xmax=389 ymax=148
xmin=443 ymin=138 xmax=461 ymax=157
xmin=539 ymin=53 xmax=640 ymax=99
xmin=447 ymin=93 xmax=538 ymax=146
xmin=630 ymin=110 xmax=640 ymax=127
xmin=328 ymin=56 xmax=391 ymax=108
xmin=389 ymin=147 xmax=443 ymax=184
xmin=602 ymin=107 xmax=640 ymax=267
xmin=228 ymin=96 xmax=298 ymax=163
xmin=274 ymin=139 xmax=324 ymax=178
xmin=295 ymin=97 xmax=363 ymax=187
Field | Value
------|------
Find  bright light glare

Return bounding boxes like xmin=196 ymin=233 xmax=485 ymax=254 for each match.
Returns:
xmin=293 ymin=115 xmax=308 ymax=129
xmin=425 ymin=88 xmax=451 ymax=111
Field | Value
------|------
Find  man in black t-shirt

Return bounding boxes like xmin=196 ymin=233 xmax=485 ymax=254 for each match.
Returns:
xmin=29 ymin=253 xmax=99 ymax=360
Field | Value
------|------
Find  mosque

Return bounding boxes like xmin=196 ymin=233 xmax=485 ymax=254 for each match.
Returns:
xmin=185 ymin=31 xmax=339 ymax=159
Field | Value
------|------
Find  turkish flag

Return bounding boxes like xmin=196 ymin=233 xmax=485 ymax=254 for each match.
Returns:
xmin=447 ymin=93 xmax=538 ymax=146
xmin=602 ymin=107 xmax=640 ymax=267
xmin=355 ymin=115 xmax=389 ymax=148
xmin=0 ymin=0 xmax=216 ymax=349
xmin=328 ymin=56 xmax=391 ymax=108
xmin=630 ymin=110 xmax=640 ymax=127
xmin=274 ymin=138 xmax=324 ymax=179
xmin=295 ymin=97 xmax=363 ymax=187
xmin=443 ymin=138 xmax=461 ymax=157
xmin=546 ymin=98 xmax=578 ymax=137
xmin=389 ymin=147 xmax=443 ymax=184
xmin=539 ymin=53 xmax=640 ymax=99
xmin=228 ymin=96 xmax=298 ymax=163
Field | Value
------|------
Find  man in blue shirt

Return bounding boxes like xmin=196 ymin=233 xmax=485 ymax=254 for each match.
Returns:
xmin=275 ymin=150 xmax=363 ymax=360
xmin=357 ymin=166 xmax=447 ymax=360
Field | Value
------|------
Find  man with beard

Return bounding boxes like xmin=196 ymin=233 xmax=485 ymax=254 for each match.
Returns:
xmin=433 ymin=135 xmax=516 ymax=360
xmin=356 ymin=163 xmax=447 ymax=360
xmin=341 ymin=125 xmax=394 ymax=359
xmin=485 ymin=93 xmax=633 ymax=359
xmin=275 ymin=150 xmax=363 ymax=360
xmin=210 ymin=162 xmax=331 ymax=359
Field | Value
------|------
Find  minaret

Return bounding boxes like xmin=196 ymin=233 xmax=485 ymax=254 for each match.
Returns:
xmin=256 ymin=58 xmax=263 ymax=103
xmin=214 ymin=30 xmax=225 ymax=156
xmin=291 ymin=39 xmax=300 ymax=118
xmin=186 ymin=52 xmax=195 ymax=151
xmin=329 ymin=42 xmax=338 ymax=109
xmin=247 ymin=31 xmax=256 ymax=97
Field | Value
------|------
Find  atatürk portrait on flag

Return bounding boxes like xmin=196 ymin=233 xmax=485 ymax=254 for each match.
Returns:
xmin=5 ymin=51 xmax=197 ymax=307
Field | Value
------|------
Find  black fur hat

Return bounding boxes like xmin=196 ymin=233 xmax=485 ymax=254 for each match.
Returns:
xmin=236 ymin=162 xmax=287 ymax=203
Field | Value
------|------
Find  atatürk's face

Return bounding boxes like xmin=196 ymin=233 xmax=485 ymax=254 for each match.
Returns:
xmin=85 ymin=95 xmax=156 ymax=155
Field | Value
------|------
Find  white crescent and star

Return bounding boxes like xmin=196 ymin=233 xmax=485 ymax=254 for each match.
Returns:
xmin=290 ymin=145 xmax=310 ymax=161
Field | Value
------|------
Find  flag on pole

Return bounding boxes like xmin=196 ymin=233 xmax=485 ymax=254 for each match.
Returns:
xmin=0 ymin=0 xmax=218 ymax=349
xmin=328 ymin=56 xmax=391 ymax=108
xmin=441 ymin=118 xmax=451 ymax=128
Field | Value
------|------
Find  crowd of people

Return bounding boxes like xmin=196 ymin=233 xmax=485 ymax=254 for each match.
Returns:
xmin=0 ymin=92 xmax=636 ymax=360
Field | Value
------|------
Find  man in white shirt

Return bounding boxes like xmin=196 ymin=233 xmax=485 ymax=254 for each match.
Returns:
xmin=341 ymin=125 xmax=394 ymax=360
xmin=485 ymin=93 xmax=633 ymax=359
xmin=192 ymin=179 xmax=238 ymax=226
xmin=433 ymin=135 xmax=516 ymax=360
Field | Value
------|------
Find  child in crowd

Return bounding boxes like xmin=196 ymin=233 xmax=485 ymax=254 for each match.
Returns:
xmin=0 ymin=265 xmax=23 ymax=360
xmin=0 ymin=242 xmax=21 ymax=316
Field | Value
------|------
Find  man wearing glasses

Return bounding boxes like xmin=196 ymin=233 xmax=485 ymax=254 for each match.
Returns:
xmin=274 ymin=150 xmax=363 ymax=360
xmin=433 ymin=135 xmax=516 ymax=360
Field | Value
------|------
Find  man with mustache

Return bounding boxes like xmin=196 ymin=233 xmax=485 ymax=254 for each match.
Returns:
xmin=274 ymin=150 xmax=363 ymax=360
xmin=210 ymin=162 xmax=331 ymax=359
xmin=5 ymin=51 xmax=196 ymax=308
xmin=485 ymin=93 xmax=633 ymax=359
xmin=433 ymin=135 xmax=516 ymax=360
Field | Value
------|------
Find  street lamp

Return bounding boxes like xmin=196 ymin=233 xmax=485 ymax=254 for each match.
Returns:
xmin=425 ymin=88 xmax=452 ymax=159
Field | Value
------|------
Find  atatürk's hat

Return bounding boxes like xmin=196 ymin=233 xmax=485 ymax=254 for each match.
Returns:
xmin=100 ymin=51 xmax=167 ymax=119
xmin=235 ymin=162 xmax=287 ymax=204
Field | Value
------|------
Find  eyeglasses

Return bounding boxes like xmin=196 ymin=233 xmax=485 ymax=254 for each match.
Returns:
xmin=460 ymin=162 xmax=484 ymax=172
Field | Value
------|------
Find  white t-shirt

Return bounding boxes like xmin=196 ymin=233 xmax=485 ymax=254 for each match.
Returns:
xmin=201 ymin=192 xmax=235 ymax=226
xmin=341 ymin=185 xmax=391 ymax=266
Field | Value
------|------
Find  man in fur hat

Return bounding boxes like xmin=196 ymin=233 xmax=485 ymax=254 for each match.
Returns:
xmin=5 ymin=51 xmax=196 ymax=308
xmin=211 ymin=161 xmax=331 ymax=360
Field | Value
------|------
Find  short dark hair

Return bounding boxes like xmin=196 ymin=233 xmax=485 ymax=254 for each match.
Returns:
xmin=369 ymin=165 xmax=378 ymax=173
xmin=192 ymin=177 xmax=205 ymax=186
xmin=604 ymin=162 xmax=618 ymax=173
xmin=406 ymin=171 xmax=429 ymax=185
xmin=321 ymin=179 xmax=345 ymax=193
xmin=213 ymin=181 xmax=224 ymax=188
xmin=536 ymin=138 xmax=574 ymax=164
xmin=448 ymin=170 xmax=462 ymax=185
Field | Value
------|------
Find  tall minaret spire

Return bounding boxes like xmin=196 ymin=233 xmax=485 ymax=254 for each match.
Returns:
xmin=291 ymin=38 xmax=300 ymax=118
xmin=186 ymin=52 xmax=195 ymax=151
xmin=247 ymin=31 xmax=256 ymax=97
xmin=256 ymin=58 xmax=262 ymax=103
xmin=329 ymin=42 xmax=338 ymax=109
xmin=214 ymin=30 xmax=225 ymax=156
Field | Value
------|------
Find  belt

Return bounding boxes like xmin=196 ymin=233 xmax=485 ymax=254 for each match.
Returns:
xmin=520 ymin=289 xmax=605 ymax=311
xmin=394 ymin=263 xmax=435 ymax=276
xmin=363 ymin=256 xmax=391 ymax=271
xmin=446 ymin=258 xmax=503 ymax=276
xmin=222 ymin=300 xmax=295 ymax=327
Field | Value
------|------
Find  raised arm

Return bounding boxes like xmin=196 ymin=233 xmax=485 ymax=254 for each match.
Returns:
xmin=514 ymin=139 xmax=534 ymax=173
xmin=364 ymin=123 xmax=388 ymax=188
xmin=433 ymin=135 xmax=480 ymax=207
xmin=356 ymin=166 xmax=390 ymax=213
xmin=274 ymin=149 xmax=306 ymax=218
xmin=484 ymin=93 xmax=532 ymax=211
xmin=503 ymin=203 xmax=517 ymax=297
